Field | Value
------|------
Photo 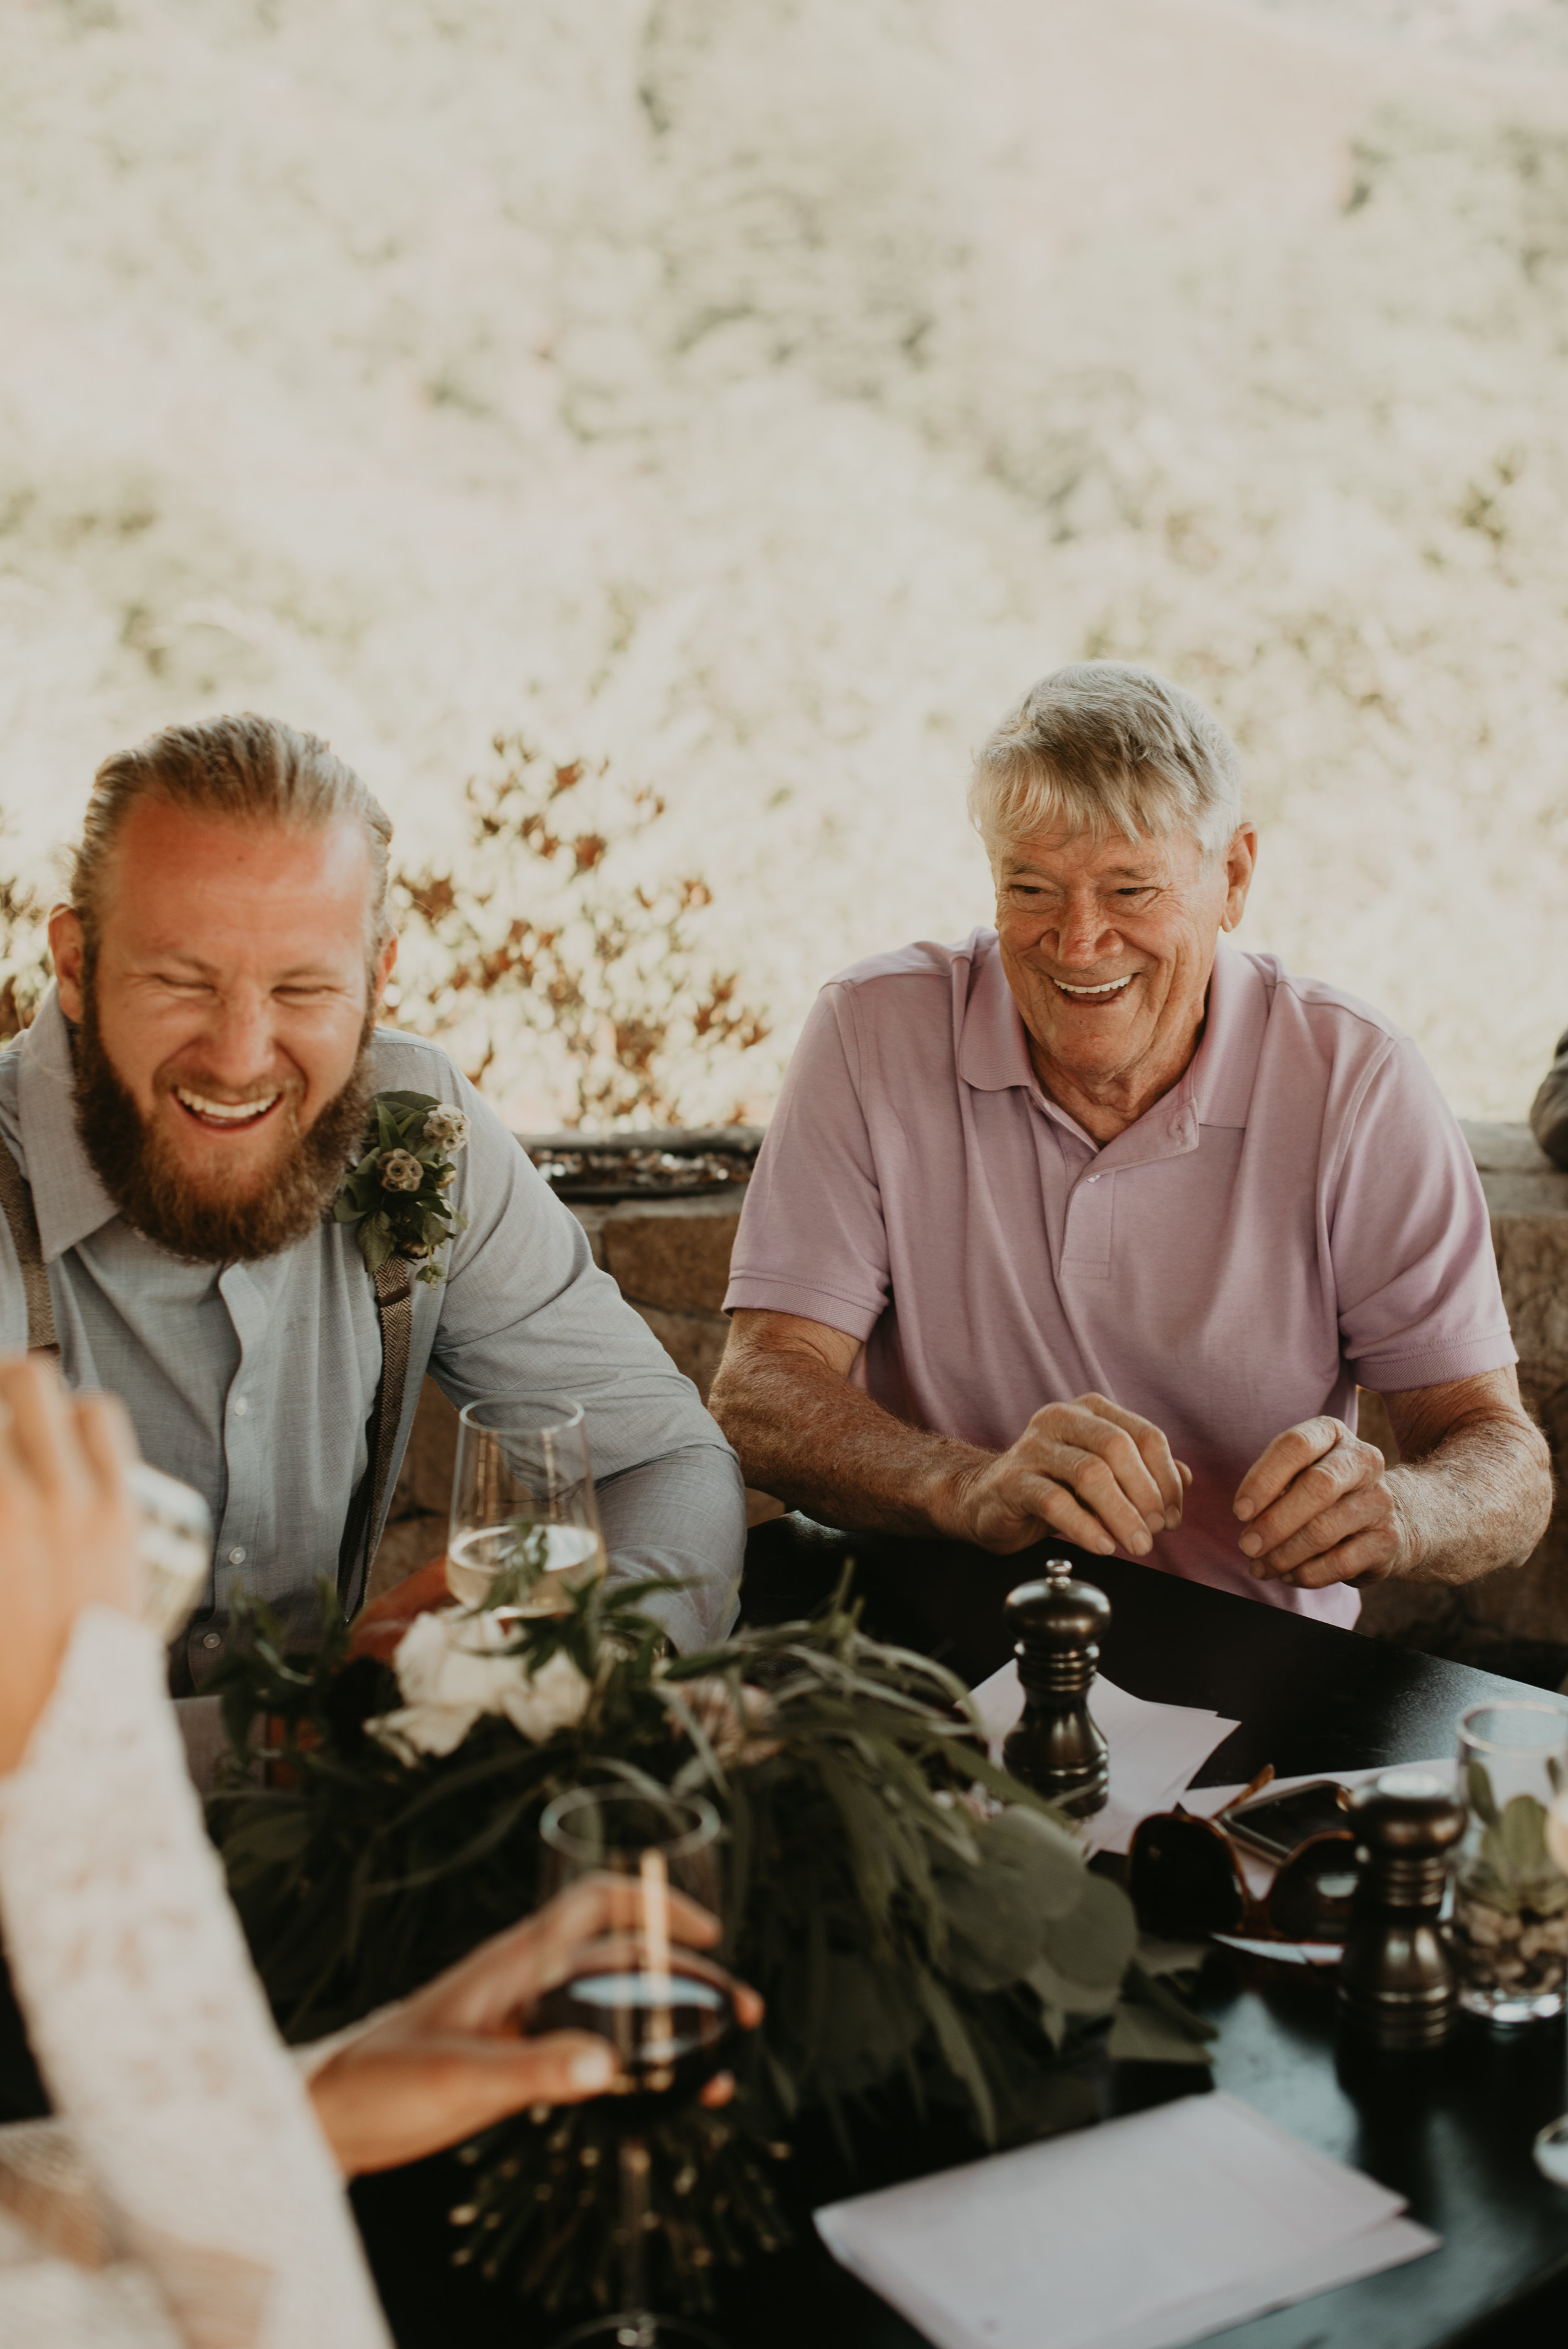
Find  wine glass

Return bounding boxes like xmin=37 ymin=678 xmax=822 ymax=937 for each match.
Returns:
xmin=447 ymin=1395 xmax=606 ymax=1615
xmin=538 ymin=1786 xmax=736 ymax=2349
xmin=1452 ymin=1697 xmax=1568 ymax=2025
xmin=1532 ymin=1783 xmax=1568 ymax=2188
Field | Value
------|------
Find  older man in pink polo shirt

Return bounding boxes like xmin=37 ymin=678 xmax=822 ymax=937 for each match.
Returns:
xmin=711 ymin=663 xmax=1552 ymax=1628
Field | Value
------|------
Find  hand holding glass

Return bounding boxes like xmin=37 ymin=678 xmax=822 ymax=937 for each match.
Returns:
xmin=538 ymin=1788 xmax=758 ymax=2349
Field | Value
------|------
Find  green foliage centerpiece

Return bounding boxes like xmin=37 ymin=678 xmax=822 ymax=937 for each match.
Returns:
xmin=209 ymin=1565 xmax=1209 ymax=2318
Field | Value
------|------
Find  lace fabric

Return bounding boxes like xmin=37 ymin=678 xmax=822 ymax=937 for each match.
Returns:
xmin=0 ymin=1609 xmax=391 ymax=2349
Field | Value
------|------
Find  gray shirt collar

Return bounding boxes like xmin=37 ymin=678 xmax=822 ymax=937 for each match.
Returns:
xmin=13 ymin=987 xmax=121 ymax=1264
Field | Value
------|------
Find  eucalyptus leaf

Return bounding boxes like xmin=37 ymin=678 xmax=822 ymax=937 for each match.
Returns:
xmin=1037 ymin=1870 xmax=1138 ymax=1991
xmin=935 ymin=1806 xmax=1087 ymax=1991
xmin=1466 ymin=1759 xmax=1500 ymax=1827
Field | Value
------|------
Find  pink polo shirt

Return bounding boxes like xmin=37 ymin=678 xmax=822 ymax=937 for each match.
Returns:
xmin=725 ymin=931 xmax=1515 ymax=1626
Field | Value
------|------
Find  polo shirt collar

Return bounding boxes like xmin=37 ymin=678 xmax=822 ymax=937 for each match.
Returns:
xmin=14 ymin=987 xmax=122 ymax=1263
xmin=955 ymin=929 xmax=1265 ymax=1139
xmin=956 ymin=930 xmax=1036 ymax=1094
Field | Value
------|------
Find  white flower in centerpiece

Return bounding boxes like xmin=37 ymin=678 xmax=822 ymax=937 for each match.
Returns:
xmin=366 ymin=1608 xmax=593 ymax=1763
xmin=423 ymin=1105 xmax=470 ymax=1153
xmin=378 ymin=1147 xmax=425 ymax=1193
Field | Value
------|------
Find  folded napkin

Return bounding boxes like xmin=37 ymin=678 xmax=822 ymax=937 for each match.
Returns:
xmin=969 ymin=1663 xmax=1239 ymax=1855
xmin=815 ymin=2089 xmax=1438 ymax=2349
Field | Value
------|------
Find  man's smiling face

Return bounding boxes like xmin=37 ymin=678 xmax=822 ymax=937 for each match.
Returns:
xmin=993 ymin=819 xmax=1256 ymax=1119
xmin=50 ymin=798 xmax=397 ymax=1257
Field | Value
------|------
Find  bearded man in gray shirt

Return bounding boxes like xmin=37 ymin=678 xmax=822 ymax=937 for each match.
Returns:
xmin=0 ymin=714 xmax=744 ymax=1687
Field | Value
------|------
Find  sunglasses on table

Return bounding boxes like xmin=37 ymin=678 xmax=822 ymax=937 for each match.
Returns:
xmin=1126 ymin=1770 xmax=1360 ymax=1954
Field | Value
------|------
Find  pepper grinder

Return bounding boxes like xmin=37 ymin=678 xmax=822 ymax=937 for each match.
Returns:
xmin=1337 ymin=1769 xmax=1466 ymax=2051
xmin=1001 ymin=1561 xmax=1111 ymax=1818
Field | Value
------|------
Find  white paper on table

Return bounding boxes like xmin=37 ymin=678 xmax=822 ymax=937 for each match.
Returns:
xmin=970 ymin=1662 xmax=1239 ymax=1855
xmin=814 ymin=2089 xmax=1439 ymax=2349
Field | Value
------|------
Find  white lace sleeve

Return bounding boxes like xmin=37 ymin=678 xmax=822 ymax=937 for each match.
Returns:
xmin=0 ymin=1609 xmax=391 ymax=2349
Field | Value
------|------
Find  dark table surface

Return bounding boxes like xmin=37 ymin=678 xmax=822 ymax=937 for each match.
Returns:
xmin=356 ymin=1520 xmax=1568 ymax=2349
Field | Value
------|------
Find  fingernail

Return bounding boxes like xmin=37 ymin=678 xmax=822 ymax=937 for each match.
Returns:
xmin=1144 ymin=1514 xmax=1163 ymax=1538
xmin=1235 ymin=1499 xmax=1254 ymax=1522
xmin=1165 ymin=1510 xmax=1180 ymax=1531
xmin=569 ymin=2047 xmax=615 ymax=2091
xmin=1239 ymin=1532 xmax=1261 ymax=1557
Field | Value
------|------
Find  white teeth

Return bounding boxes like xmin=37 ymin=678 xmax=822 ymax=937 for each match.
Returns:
xmin=175 ymin=1088 xmax=280 ymax=1124
xmin=1055 ymin=976 xmax=1133 ymax=998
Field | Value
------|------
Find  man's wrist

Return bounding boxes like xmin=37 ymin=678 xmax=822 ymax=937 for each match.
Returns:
xmin=924 ymin=1446 xmax=991 ymax=1545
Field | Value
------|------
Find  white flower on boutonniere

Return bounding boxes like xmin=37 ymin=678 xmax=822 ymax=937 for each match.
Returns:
xmin=423 ymin=1105 xmax=470 ymax=1152
xmin=366 ymin=1609 xmax=593 ymax=1764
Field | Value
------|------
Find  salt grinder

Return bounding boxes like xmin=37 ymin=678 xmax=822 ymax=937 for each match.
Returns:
xmin=1002 ymin=1561 xmax=1111 ymax=1818
xmin=1337 ymin=1771 xmax=1466 ymax=2051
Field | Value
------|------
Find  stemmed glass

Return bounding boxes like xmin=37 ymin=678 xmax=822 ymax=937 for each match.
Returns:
xmin=1451 ymin=1698 xmax=1568 ymax=2025
xmin=538 ymin=1786 xmax=737 ymax=2349
xmin=447 ymin=1396 xmax=607 ymax=1615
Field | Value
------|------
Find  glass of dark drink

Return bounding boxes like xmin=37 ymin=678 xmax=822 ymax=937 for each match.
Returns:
xmin=538 ymin=1786 xmax=736 ymax=2349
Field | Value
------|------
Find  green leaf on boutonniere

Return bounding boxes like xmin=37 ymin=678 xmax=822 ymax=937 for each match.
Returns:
xmin=334 ymin=1090 xmax=472 ymax=1285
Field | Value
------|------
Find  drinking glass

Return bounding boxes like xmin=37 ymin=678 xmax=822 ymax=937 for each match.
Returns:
xmin=1452 ymin=1697 xmax=1568 ymax=2024
xmin=538 ymin=1786 xmax=734 ymax=2349
xmin=446 ymin=1395 xmax=606 ymax=1615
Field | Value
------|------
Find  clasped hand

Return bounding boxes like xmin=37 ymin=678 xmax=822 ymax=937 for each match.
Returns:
xmin=955 ymin=1392 xmax=1405 ymax=1589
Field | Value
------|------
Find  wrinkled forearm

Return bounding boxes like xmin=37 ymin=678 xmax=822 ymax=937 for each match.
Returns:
xmin=1385 ymin=1411 xmax=1552 ymax=1586
xmin=709 ymin=1351 xmax=988 ymax=1541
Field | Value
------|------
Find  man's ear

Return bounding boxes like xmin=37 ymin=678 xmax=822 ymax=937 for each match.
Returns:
xmin=1219 ymin=824 xmax=1259 ymax=935
xmin=371 ymin=930 xmax=399 ymax=1019
xmin=48 ymin=906 xmax=87 ymax=1022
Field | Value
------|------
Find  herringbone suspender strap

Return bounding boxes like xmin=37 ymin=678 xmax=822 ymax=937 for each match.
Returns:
xmin=336 ymin=1253 xmax=414 ymax=1616
xmin=0 ymin=1140 xmax=58 ymax=1360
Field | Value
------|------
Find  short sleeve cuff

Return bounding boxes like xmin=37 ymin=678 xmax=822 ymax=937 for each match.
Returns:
xmin=723 ymin=1273 xmax=883 ymax=1344
xmin=1348 ymin=1330 xmax=1518 ymax=1393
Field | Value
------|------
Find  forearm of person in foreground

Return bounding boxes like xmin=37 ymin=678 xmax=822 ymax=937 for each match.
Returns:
xmin=708 ymin=1310 xmax=1190 ymax=1561
xmin=1234 ymin=1368 xmax=1553 ymax=1591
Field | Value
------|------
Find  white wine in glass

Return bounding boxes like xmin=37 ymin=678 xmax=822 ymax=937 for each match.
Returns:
xmin=446 ymin=1395 xmax=607 ymax=1613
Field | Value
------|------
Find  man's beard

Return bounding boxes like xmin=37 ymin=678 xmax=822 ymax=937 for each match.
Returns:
xmin=73 ymin=988 xmax=376 ymax=1265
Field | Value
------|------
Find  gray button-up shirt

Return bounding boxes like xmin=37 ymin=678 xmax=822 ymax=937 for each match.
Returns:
xmin=0 ymin=992 xmax=744 ymax=1673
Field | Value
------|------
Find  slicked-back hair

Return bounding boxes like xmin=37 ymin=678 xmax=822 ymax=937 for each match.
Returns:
xmin=70 ymin=713 xmax=394 ymax=961
xmin=968 ymin=662 xmax=1244 ymax=867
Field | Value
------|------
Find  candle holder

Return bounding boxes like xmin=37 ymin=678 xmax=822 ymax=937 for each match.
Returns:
xmin=1001 ymin=1561 xmax=1111 ymax=1818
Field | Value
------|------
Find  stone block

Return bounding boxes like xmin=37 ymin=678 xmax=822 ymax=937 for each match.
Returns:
xmin=628 ymin=1300 xmax=729 ymax=1399
xmin=1353 ymin=1123 xmax=1568 ymax=1663
xmin=598 ymin=1197 xmax=743 ymax=1315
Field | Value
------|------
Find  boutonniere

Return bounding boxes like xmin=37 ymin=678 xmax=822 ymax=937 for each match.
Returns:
xmin=335 ymin=1090 xmax=470 ymax=1286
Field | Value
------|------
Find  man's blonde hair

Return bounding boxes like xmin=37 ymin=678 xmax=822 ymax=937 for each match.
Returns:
xmin=968 ymin=662 xmax=1244 ymax=867
xmin=70 ymin=713 xmax=395 ymax=955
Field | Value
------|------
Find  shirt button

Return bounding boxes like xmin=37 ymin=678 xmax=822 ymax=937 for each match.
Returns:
xmin=228 ymin=1546 xmax=246 ymax=1566
xmin=233 ymin=1397 xmax=249 ymax=1417
xmin=201 ymin=1632 xmax=221 ymax=1651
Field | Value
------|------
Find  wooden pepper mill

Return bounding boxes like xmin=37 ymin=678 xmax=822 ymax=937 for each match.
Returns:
xmin=1337 ymin=1769 xmax=1466 ymax=2051
xmin=1002 ymin=1561 xmax=1111 ymax=1818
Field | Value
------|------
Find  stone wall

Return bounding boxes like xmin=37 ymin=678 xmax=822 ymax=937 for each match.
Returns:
xmin=372 ymin=1123 xmax=1568 ymax=1675
xmin=1356 ymin=1122 xmax=1568 ymax=1674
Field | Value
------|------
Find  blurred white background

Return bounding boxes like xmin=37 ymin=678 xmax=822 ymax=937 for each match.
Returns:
xmin=3 ymin=0 xmax=1568 ymax=1124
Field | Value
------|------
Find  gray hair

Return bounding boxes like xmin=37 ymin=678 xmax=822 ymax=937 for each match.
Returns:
xmin=968 ymin=662 xmax=1244 ymax=866
xmin=70 ymin=713 xmax=395 ymax=957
